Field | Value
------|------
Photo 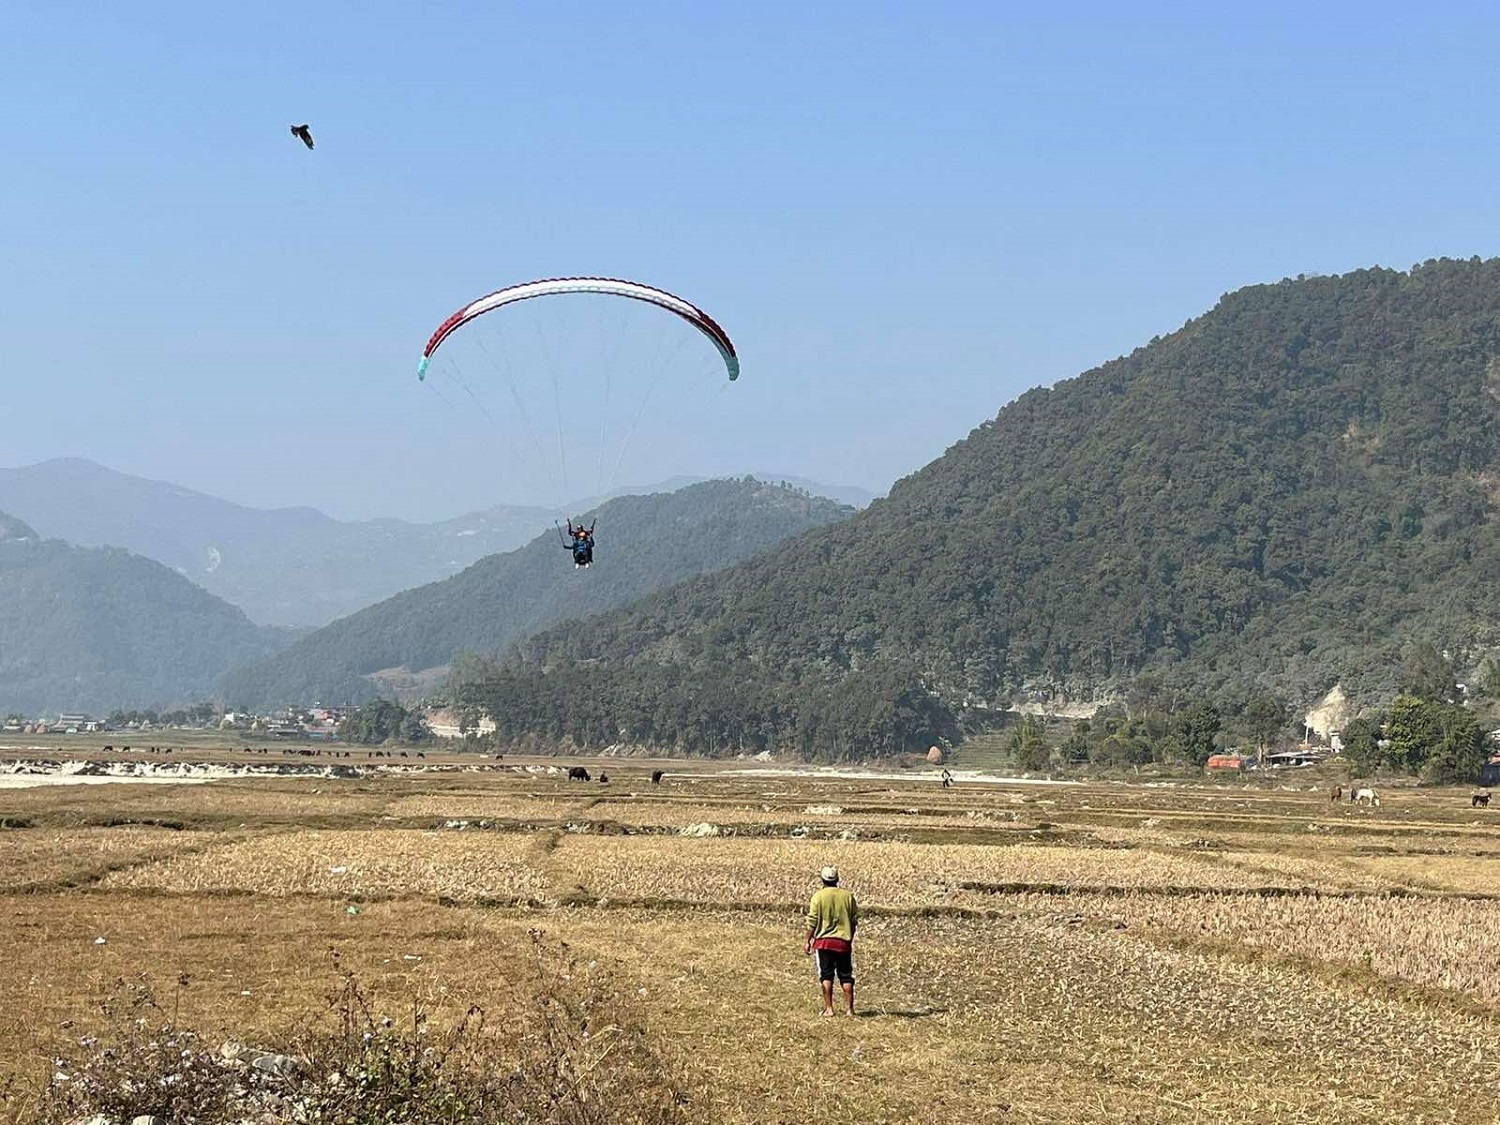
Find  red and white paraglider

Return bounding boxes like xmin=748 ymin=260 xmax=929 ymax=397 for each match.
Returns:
xmin=414 ymin=277 xmax=741 ymax=568
xmin=417 ymin=277 xmax=739 ymax=383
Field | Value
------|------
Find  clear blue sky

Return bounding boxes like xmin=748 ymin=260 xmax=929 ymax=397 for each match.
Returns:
xmin=6 ymin=2 xmax=1500 ymax=519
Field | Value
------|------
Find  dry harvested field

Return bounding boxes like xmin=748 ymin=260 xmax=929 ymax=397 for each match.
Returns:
xmin=5 ymin=753 xmax=1500 ymax=1123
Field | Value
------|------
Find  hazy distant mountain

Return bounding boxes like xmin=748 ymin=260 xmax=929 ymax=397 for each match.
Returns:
xmin=0 ymin=512 xmax=37 ymax=542
xmin=218 ymin=479 xmax=852 ymax=710
xmin=0 ymin=459 xmax=555 ymax=627
xmin=579 ymin=474 xmax=879 ymax=510
xmin=450 ymin=260 xmax=1500 ymax=758
xmin=750 ymin=475 xmax=880 ymax=509
xmin=0 ymin=525 xmax=293 ymax=715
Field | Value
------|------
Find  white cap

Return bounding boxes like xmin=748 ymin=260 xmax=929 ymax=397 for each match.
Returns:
xmin=820 ymin=865 xmax=839 ymax=884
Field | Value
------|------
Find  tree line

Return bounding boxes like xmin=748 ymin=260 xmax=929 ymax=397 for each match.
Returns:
xmin=1015 ymin=643 xmax=1498 ymax=782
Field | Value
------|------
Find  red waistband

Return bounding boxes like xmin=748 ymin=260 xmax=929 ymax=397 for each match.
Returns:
xmin=813 ymin=937 xmax=851 ymax=953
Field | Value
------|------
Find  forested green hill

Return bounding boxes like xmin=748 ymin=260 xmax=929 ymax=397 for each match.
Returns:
xmin=456 ymin=260 xmax=1500 ymax=758
xmin=218 ymin=479 xmax=851 ymax=710
xmin=0 ymin=523 xmax=291 ymax=714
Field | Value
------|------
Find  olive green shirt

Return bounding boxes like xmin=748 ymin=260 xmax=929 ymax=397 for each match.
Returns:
xmin=805 ymin=885 xmax=859 ymax=942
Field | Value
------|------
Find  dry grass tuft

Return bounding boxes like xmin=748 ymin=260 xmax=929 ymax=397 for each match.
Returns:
xmin=37 ymin=938 xmax=692 ymax=1125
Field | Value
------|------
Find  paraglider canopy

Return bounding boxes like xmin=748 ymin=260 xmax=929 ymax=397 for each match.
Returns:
xmin=417 ymin=277 xmax=739 ymax=382
xmin=413 ymin=273 xmax=741 ymax=516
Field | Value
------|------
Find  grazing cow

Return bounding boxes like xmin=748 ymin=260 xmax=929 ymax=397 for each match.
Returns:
xmin=1474 ymin=792 xmax=1491 ymax=809
xmin=1330 ymin=785 xmax=1343 ymax=803
xmin=568 ymin=766 xmax=591 ymax=782
xmin=651 ymin=770 xmax=665 ymax=785
xmin=1352 ymin=786 xmax=1380 ymax=807
xmin=598 ymin=771 xmax=610 ymax=784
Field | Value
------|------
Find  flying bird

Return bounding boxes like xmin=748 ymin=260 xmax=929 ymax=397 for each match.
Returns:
xmin=289 ymin=124 xmax=314 ymax=150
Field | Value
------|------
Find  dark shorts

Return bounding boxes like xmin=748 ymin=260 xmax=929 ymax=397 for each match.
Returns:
xmin=816 ymin=946 xmax=854 ymax=984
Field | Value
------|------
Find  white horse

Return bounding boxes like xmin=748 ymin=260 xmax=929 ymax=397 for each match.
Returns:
xmin=1351 ymin=786 xmax=1380 ymax=807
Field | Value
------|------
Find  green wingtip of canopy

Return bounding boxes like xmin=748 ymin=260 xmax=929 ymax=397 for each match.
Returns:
xmin=417 ymin=356 xmax=430 ymax=381
xmin=727 ymin=355 xmax=740 ymax=381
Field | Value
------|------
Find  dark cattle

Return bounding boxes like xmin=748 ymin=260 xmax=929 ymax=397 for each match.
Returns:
xmin=1474 ymin=792 xmax=1491 ymax=809
xmin=568 ymin=766 xmax=591 ymax=782
xmin=1330 ymin=786 xmax=1343 ymax=803
xmin=598 ymin=771 xmax=609 ymax=784
xmin=651 ymin=770 xmax=665 ymax=785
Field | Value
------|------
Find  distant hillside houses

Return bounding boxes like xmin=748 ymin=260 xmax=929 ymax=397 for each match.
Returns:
xmin=258 ymin=707 xmax=344 ymax=740
xmin=1 ymin=714 xmax=104 ymax=734
xmin=425 ymin=709 xmax=497 ymax=739
xmin=0 ymin=704 xmax=359 ymax=741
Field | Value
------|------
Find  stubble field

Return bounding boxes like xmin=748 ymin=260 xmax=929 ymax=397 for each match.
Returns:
xmin=4 ymin=749 xmax=1500 ymax=1123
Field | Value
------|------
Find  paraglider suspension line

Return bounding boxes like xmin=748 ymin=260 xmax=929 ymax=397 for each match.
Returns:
xmin=472 ymin=334 xmax=554 ymax=501
xmin=605 ymin=332 xmax=695 ymax=492
xmin=530 ymin=315 xmax=570 ymax=504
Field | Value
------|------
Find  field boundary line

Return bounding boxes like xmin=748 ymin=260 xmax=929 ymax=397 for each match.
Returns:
xmin=956 ymin=879 xmax=1500 ymax=903
xmin=1119 ymin=926 xmax=1500 ymax=1023
xmin=8 ymin=831 xmax=256 ymax=895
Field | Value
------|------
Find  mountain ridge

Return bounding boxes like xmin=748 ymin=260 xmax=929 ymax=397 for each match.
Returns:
xmin=0 ymin=459 xmax=873 ymax=626
xmin=0 ymin=520 xmax=294 ymax=715
xmin=218 ymin=478 xmax=852 ymax=710
xmin=0 ymin=458 xmax=557 ymax=627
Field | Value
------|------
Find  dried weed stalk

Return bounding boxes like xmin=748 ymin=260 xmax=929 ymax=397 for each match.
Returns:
xmin=37 ymin=936 xmax=694 ymax=1125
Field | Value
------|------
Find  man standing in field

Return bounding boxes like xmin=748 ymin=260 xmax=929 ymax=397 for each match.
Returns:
xmin=804 ymin=865 xmax=859 ymax=1017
